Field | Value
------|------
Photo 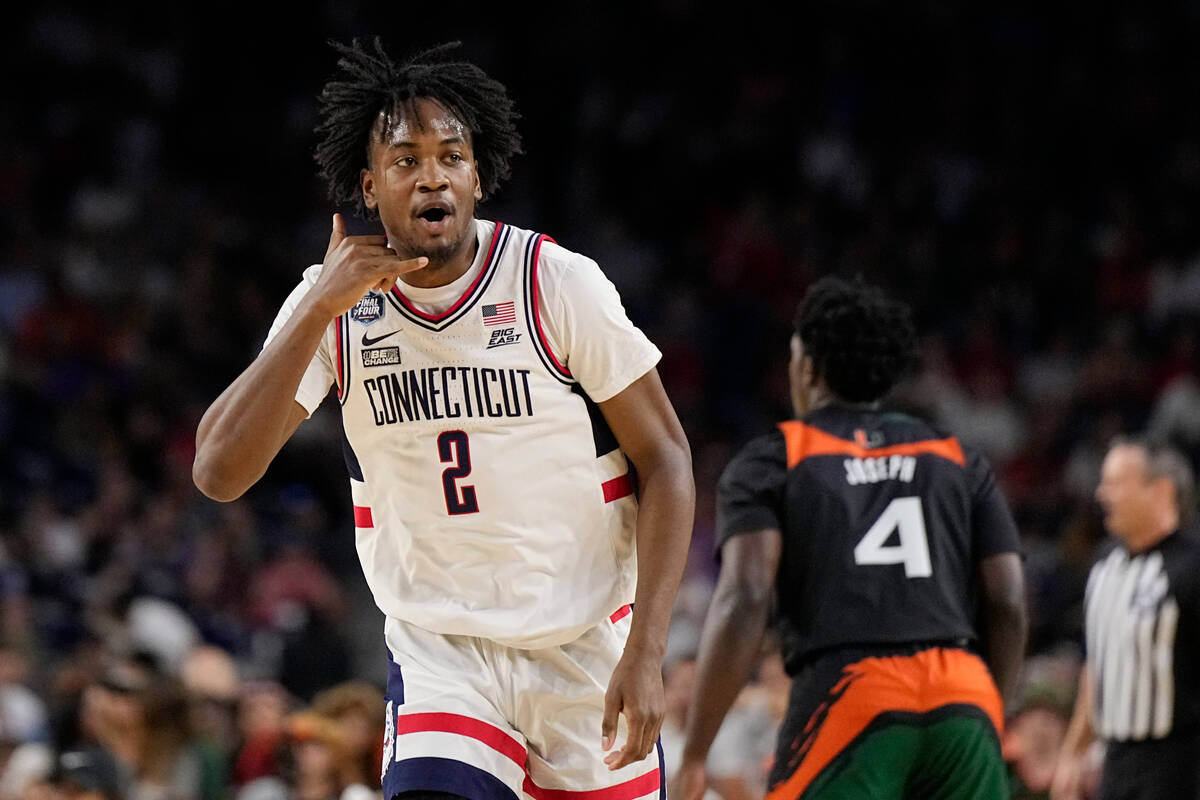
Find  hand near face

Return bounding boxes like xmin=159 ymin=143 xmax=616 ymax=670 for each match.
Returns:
xmin=311 ymin=213 xmax=427 ymax=319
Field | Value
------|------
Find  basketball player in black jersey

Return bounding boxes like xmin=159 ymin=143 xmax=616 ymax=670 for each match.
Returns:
xmin=671 ymin=276 xmax=1028 ymax=800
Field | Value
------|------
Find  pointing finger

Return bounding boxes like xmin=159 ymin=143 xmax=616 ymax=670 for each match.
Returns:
xmin=393 ymin=256 xmax=429 ymax=275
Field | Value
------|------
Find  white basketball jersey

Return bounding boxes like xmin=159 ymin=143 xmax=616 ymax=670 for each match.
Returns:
xmin=267 ymin=220 xmax=661 ymax=649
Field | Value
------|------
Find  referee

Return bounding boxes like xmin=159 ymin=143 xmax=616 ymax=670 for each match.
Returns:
xmin=1052 ymin=436 xmax=1199 ymax=800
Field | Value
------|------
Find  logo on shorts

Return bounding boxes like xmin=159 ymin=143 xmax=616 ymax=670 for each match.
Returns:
xmin=350 ymin=292 xmax=385 ymax=325
xmin=381 ymin=700 xmax=394 ymax=780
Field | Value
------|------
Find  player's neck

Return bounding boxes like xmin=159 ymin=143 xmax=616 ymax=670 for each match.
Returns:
xmin=803 ymin=392 xmax=880 ymax=416
xmin=397 ymin=222 xmax=480 ymax=289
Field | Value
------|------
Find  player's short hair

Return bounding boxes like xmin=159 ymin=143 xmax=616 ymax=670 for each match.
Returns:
xmin=1111 ymin=435 xmax=1197 ymax=524
xmin=793 ymin=276 xmax=918 ymax=403
xmin=314 ymin=38 xmax=522 ymax=217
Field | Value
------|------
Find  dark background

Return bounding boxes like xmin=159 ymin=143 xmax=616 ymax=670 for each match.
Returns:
xmin=1 ymin=0 xmax=1198 ymax=792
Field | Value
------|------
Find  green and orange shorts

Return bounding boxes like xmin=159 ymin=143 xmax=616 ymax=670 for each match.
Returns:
xmin=766 ymin=645 xmax=1007 ymax=800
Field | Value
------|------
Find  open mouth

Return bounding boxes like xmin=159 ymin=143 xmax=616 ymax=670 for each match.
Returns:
xmin=419 ymin=208 xmax=448 ymax=223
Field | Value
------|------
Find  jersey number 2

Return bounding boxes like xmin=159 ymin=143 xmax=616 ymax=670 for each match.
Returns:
xmin=437 ymin=431 xmax=479 ymax=515
xmin=853 ymin=497 xmax=932 ymax=578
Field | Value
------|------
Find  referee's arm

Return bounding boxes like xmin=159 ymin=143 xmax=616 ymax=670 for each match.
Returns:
xmin=1050 ymin=665 xmax=1095 ymax=800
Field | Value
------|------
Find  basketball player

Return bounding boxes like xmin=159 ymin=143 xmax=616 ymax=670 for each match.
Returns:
xmin=1051 ymin=437 xmax=1199 ymax=800
xmin=192 ymin=39 xmax=695 ymax=800
xmin=671 ymin=276 xmax=1028 ymax=800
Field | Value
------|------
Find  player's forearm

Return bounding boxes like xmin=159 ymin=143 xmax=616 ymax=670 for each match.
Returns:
xmin=680 ymin=575 xmax=771 ymax=763
xmin=193 ymin=297 xmax=331 ymax=501
xmin=977 ymin=552 xmax=1028 ymax=708
xmin=982 ymin=593 xmax=1027 ymax=707
xmin=624 ymin=445 xmax=695 ymax=658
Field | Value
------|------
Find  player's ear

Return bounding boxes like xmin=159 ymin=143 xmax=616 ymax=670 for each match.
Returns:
xmin=361 ymin=168 xmax=378 ymax=210
xmin=472 ymin=161 xmax=482 ymax=202
xmin=800 ymin=353 xmax=817 ymax=388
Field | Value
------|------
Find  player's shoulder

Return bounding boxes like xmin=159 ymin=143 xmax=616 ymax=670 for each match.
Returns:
xmin=495 ymin=219 xmax=596 ymax=283
xmin=276 ymin=264 xmax=324 ymax=307
xmin=301 ymin=262 xmax=324 ymax=284
xmin=719 ymin=429 xmax=788 ymax=485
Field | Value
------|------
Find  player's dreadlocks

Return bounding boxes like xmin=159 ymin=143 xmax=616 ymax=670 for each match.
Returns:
xmin=794 ymin=276 xmax=919 ymax=403
xmin=314 ymin=38 xmax=522 ymax=217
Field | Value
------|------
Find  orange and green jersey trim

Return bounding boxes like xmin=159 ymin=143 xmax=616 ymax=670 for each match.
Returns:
xmin=777 ymin=421 xmax=965 ymax=470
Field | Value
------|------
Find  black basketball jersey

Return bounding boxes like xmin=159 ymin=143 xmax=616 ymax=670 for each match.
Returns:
xmin=717 ymin=404 xmax=1022 ymax=674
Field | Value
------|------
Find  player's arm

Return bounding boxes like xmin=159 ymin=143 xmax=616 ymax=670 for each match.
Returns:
xmin=967 ymin=448 xmax=1029 ymax=707
xmin=193 ymin=214 xmax=425 ymax=501
xmin=1050 ymin=664 xmax=1094 ymax=800
xmin=977 ymin=552 xmax=1027 ymax=705
xmin=672 ymin=528 xmax=782 ymax=800
xmin=595 ymin=367 xmax=695 ymax=771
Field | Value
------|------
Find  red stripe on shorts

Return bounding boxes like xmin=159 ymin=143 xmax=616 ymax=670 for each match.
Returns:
xmin=609 ymin=605 xmax=632 ymax=624
xmin=523 ymin=767 xmax=661 ymax=800
xmin=602 ymin=474 xmax=634 ymax=503
xmin=395 ymin=712 xmax=526 ymax=767
xmin=395 ymin=709 xmax=660 ymax=799
xmin=353 ymin=505 xmax=374 ymax=528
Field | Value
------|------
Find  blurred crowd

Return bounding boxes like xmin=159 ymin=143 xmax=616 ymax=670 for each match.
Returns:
xmin=2 ymin=2 xmax=1199 ymax=799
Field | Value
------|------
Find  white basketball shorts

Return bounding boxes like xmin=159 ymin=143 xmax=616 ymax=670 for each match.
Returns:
xmin=380 ymin=605 xmax=665 ymax=800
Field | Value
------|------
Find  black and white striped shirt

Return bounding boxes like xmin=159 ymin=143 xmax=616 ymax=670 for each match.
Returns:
xmin=1085 ymin=531 xmax=1200 ymax=741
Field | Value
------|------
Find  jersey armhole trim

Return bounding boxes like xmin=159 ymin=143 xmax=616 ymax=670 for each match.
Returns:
xmin=335 ymin=314 xmax=351 ymax=404
xmin=523 ymin=233 xmax=574 ymax=385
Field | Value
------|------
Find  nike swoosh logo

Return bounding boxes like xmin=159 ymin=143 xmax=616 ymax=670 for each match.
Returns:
xmin=361 ymin=330 xmax=399 ymax=347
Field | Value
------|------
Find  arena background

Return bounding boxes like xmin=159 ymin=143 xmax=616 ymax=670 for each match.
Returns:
xmin=1 ymin=2 xmax=1198 ymax=798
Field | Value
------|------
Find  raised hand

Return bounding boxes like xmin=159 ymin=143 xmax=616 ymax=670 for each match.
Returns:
xmin=312 ymin=213 xmax=427 ymax=318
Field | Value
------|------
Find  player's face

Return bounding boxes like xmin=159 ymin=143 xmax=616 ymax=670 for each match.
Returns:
xmin=1095 ymin=445 xmax=1162 ymax=544
xmin=361 ymin=97 xmax=482 ymax=284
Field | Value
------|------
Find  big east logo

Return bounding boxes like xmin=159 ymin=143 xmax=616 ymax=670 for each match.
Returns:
xmin=487 ymin=327 xmax=522 ymax=349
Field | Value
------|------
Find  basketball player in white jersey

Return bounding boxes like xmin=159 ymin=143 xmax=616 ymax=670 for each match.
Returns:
xmin=193 ymin=39 xmax=695 ymax=800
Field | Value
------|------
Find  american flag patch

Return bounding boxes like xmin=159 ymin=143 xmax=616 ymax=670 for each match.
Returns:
xmin=482 ymin=302 xmax=516 ymax=326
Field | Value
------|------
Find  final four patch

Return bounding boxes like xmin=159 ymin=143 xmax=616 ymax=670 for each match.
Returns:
xmin=350 ymin=292 xmax=385 ymax=325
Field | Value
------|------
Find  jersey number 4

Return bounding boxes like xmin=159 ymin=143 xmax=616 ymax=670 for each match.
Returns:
xmin=853 ymin=497 xmax=932 ymax=578
xmin=437 ymin=431 xmax=479 ymax=515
